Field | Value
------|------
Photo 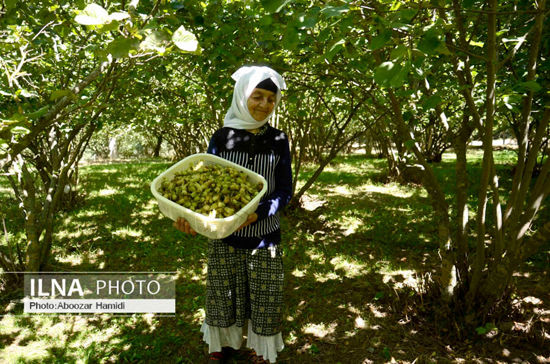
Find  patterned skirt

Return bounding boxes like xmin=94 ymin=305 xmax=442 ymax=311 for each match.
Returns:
xmin=205 ymin=239 xmax=284 ymax=336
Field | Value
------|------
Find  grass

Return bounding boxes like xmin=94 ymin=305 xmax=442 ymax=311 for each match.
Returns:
xmin=0 ymin=151 xmax=549 ymax=363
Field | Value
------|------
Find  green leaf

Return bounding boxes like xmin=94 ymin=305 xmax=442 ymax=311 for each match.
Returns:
xmin=297 ymin=9 xmax=319 ymax=29
xmin=398 ymin=8 xmax=417 ymax=23
xmin=463 ymin=0 xmax=478 ymax=8
xmin=5 ymin=0 xmax=17 ymax=11
xmin=418 ymin=29 xmax=441 ymax=55
xmin=259 ymin=15 xmax=273 ymax=26
xmin=318 ymin=28 xmax=331 ymax=43
xmin=98 ymin=20 xmax=119 ymax=33
xmin=374 ymin=61 xmax=406 ymax=88
xmin=172 ymin=26 xmax=199 ymax=53
xmin=390 ymin=0 xmax=401 ymax=11
xmin=382 ymin=346 xmax=391 ymax=360
xmin=262 ymin=0 xmax=293 ymax=13
xmin=423 ymin=94 xmax=442 ymax=110
xmin=389 ymin=62 xmax=410 ymax=88
xmin=404 ymin=139 xmax=416 ymax=150
xmin=369 ymin=29 xmax=392 ymax=50
xmin=283 ymin=26 xmax=300 ymax=50
xmin=501 ymin=93 xmax=522 ymax=110
xmin=517 ymin=81 xmax=542 ymax=92
xmin=26 ymin=106 xmax=49 ymax=119
xmin=435 ymin=43 xmax=451 ymax=55
xmin=107 ymin=38 xmax=139 ymax=59
xmin=374 ymin=62 xmax=396 ymax=85
xmin=140 ymin=31 xmax=170 ymax=54
xmin=50 ymin=89 xmax=72 ymax=101
xmin=326 ymin=39 xmax=345 ymax=61
xmin=75 ymin=4 xmax=110 ymax=25
xmin=397 ymin=89 xmax=415 ymax=98
xmin=390 ymin=44 xmax=407 ymax=60
xmin=320 ymin=5 xmax=349 ymax=17
xmin=475 ymin=326 xmax=488 ymax=335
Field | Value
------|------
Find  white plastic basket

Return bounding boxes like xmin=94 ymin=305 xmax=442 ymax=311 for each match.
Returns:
xmin=151 ymin=153 xmax=268 ymax=239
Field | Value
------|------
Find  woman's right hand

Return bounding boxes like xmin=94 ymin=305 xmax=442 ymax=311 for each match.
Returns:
xmin=173 ymin=217 xmax=197 ymax=236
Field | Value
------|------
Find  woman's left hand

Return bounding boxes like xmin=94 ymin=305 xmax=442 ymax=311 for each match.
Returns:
xmin=237 ymin=213 xmax=257 ymax=230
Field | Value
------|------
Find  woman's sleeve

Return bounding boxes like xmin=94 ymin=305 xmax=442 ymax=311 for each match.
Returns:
xmin=207 ymin=132 xmax=220 ymax=156
xmin=254 ymin=134 xmax=293 ymax=220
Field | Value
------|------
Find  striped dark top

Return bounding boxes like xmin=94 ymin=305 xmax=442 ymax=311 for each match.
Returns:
xmin=207 ymin=124 xmax=293 ymax=249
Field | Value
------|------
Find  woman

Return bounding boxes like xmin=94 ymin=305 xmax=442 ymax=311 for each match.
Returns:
xmin=174 ymin=65 xmax=292 ymax=364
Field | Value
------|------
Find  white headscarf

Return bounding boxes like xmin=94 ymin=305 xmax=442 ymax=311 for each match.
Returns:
xmin=223 ymin=66 xmax=287 ymax=130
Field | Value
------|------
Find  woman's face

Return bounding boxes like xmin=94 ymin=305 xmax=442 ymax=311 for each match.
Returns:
xmin=247 ymin=88 xmax=276 ymax=122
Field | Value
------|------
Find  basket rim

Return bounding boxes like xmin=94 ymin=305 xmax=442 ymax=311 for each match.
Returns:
xmin=150 ymin=153 xmax=268 ymax=222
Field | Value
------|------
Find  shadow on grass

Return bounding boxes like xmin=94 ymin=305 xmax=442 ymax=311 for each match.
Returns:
xmin=0 ymin=155 xmax=548 ymax=363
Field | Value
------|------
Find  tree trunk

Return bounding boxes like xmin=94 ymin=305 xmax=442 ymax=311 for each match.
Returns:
xmin=153 ymin=135 xmax=163 ymax=157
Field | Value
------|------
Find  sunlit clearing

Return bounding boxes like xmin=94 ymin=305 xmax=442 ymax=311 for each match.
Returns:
xmin=193 ymin=308 xmax=205 ymax=323
xmin=368 ymin=303 xmax=387 ymax=318
xmin=132 ymin=199 xmax=159 ymax=219
xmin=79 ymin=320 xmax=122 ymax=348
xmin=113 ymin=227 xmax=143 ymax=239
xmin=339 ymin=215 xmax=362 ymax=236
xmin=345 ymin=304 xmax=361 ymax=315
xmin=523 ymin=296 xmax=542 ymax=305
xmin=285 ymin=330 xmax=298 ymax=344
xmin=305 ymin=248 xmax=324 ymax=261
xmin=291 ymin=268 xmax=306 ymax=277
xmin=57 ymin=254 xmax=83 ymax=265
xmin=323 ymin=180 xmax=424 ymax=199
xmin=441 ymin=152 xmax=456 ymax=160
xmin=332 ymin=185 xmax=354 ymax=196
xmin=93 ymin=168 xmax=119 ymax=174
xmin=75 ymin=210 xmax=104 ymax=219
xmin=330 ymin=256 xmax=367 ymax=277
xmin=381 ymin=269 xmax=419 ymax=291
xmin=344 ymin=330 xmax=357 ymax=338
xmin=360 ymin=182 xmax=418 ymax=198
xmin=300 ymin=193 xmax=327 ymax=211
xmin=354 ymin=316 xmax=366 ymax=329
xmin=142 ymin=313 xmax=159 ymax=332
xmin=56 ymin=247 xmax=104 ymax=266
xmin=314 ymin=271 xmax=340 ymax=282
xmin=0 ymin=315 xmax=18 ymax=335
xmin=55 ymin=229 xmax=84 ymax=240
xmin=98 ymin=188 xmax=118 ymax=196
xmin=177 ymin=266 xmax=206 ymax=283
xmin=302 ymin=322 xmax=337 ymax=338
xmin=3 ymin=339 xmax=50 ymax=362
xmin=37 ymin=321 xmax=66 ymax=341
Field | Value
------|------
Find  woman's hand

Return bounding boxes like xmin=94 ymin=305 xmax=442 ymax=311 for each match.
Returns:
xmin=173 ymin=217 xmax=197 ymax=236
xmin=237 ymin=213 xmax=258 ymax=231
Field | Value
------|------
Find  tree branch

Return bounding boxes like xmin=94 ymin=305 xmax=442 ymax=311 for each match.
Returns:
xmin=503 ymin=0 xmax=546 ymax=227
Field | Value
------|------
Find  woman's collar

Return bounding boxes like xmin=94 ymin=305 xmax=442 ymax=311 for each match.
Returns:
xmin=247 ymin=123 xmax=269 ymax=135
